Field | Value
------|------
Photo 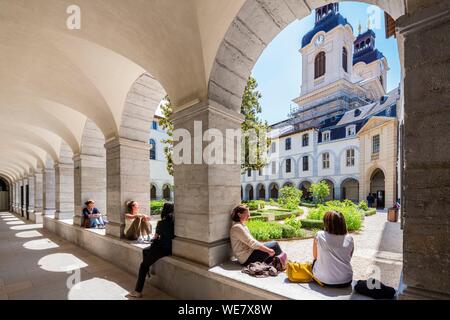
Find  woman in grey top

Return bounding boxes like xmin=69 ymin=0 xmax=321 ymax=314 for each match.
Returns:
xmin=312 ymin=211 xmax=354 ymax=287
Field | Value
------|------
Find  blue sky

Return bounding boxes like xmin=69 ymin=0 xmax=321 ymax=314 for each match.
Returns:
xmin=252 ymin=2 xmax=401 ymax=125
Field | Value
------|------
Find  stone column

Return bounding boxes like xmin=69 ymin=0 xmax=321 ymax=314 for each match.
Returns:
xmin=105 ymin=137 xmax=150 ymax=238
xmin=43 ymin=168 xmax=56 ymax=216
xmin=14 ymin=182 xmax=18 ymax=213
xmin=18 ymin=180 xmax=23 ymax=216
xmin=171 ymin=101 xmax=243 ymax=267
xmin=73 ymin=153 xmax=106 ymax=227
xmin=54 ymin=163 xmax=74 ymax=220
xmin=22 ymin=178 xmax=28 ymax=216
xmin=397 ymin=3 xmax=450 ymax=299
xmin=27 ymin=175 xmax=35 ymax=221
xmin=10 ymin=182 xmax=15 ymax=213
xmin=33 ymin=171 xmax=44 ymax=223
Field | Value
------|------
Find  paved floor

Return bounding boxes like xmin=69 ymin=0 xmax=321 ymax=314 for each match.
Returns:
xmin=0 ymin=212 xmax=173 ymax=300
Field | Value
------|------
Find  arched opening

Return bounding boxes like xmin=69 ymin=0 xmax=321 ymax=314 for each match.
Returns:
xmin=321 ymin=179 xmax=335 ymax=201
xmin=370 ymin=169 xmax=386 ymax=209
xmin=0 ymin=177 xmax=9 ymax=211
xmin=162 ymin=185 xmax=172 ymax=201
xmin=269 ymin=183 xmax=279 ymax=200
xmin=257 ymin=184 xmax=266 ymax=200
xmin=283 ymin=182 xmax=293 ymax=188
xmin=150 ymin=184 xmax=157 ymax=201
xmin=299 ymin=181 xmax=312 ymax=202
xmin=245 ymin=184 xmax=254 ymax=201
xmin=341 ymin=178 xmax=359 ymax=202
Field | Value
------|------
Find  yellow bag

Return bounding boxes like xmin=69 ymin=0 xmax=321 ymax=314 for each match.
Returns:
xmin=286 ymin=261 xmax=324 ymax=286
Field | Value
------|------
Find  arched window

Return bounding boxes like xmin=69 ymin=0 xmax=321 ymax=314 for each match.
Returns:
xmin=342 ymin=47 xmax=348 ymax=73
xmin=149 ymin=139 xmax=156 ymax=160
xmin=315 ymin=52 xmax=326 ymax=79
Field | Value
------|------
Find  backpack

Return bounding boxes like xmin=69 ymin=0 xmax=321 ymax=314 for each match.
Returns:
xmin=354 ymin=278 xmax=396 ymax=299
xmin=272 ymin=252 xmax=287 ymax=272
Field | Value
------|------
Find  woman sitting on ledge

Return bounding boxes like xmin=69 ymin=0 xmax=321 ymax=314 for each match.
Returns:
xmin=312 ymin=211 xmax=354 ymax=288
xmin=127 ymin=202 xmax=175 ymax=299
xmin=124 ymin=201 xmax=152 ymax=243
xmin=82 ymin=200 xmax=108 ymax=229
xmin=230 ymin=205 xmax=282 ymax=266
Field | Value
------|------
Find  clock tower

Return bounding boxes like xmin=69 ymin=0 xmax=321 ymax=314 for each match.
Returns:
xmin=299 ymin=3 xmax=355 ymax=96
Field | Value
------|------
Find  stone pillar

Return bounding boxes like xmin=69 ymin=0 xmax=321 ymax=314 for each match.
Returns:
xmin=397 ymin=3 xmax=450 ymax=299
xmin=105 ymin=137 xmax=150 ymax=238
xmin=22 ymin=178 xmax=28 ymax=216
xmin=18 ymin=180 xmax=23 ymax=216
xmin=10 ymin=182 xmax=15 ymax=213
xmin=171 ymin=101 xmax=243 ymax=267
xmin=54 ymin=163 xmax=74 ymax=220
xmin=27 ymin=175 xmax=35 ymax=220
xmin=14 ymin=182 xmax=18 ymax=213
xmin=43 ymin=168 xmax=56 ymax=216
xmin=33 ymin=171 xmax=44 ymax=223
xmin=73 ymin=153 xmax=106 ymax=227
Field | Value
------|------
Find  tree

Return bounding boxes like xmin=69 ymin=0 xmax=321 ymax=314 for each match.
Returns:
xmin=278 ymin=186 xmax=303 ymax=210
xmin=241 ymin=76 xmax=271 ymax=173
xmin=158 ymin=96 xmax=174 ymax=176
xmin=309 ymin=181 xmax=330 ymax=204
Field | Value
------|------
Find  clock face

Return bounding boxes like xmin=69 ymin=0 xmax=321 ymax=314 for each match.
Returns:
xmin=315 ymin=35 xmax=324 ymax=46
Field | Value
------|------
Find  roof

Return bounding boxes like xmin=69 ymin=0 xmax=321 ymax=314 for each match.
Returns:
xmin=353 ymin=48 xmax=385 ymax=65
xmin=336 ymin=88 xmax=399 ymax=126
xmin=301 ymin=13 xmax=352 ymax=48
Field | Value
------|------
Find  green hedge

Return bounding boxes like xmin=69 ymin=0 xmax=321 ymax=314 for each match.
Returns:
xmin=150 ymin=200 xmax=165 ymax=215
xmin=248 ymin=216 xmax=269 ymax=222
xmin=301 ymin=202 xmax=317 ymax=208
xmin=364 ymin=208 xmax=377 ymax=216
xmin=307 ymin=200 xmax=363 ymax=231
xmin=242 ymin=200 xmax=266 ymax=211
xmin=300 ymin=219 xmax=324 ymax=229
xmin=247 ymin=216 xmax=306 ymax=241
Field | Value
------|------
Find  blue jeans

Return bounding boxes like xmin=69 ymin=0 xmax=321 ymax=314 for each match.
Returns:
xmin=90 ymin=216 xmax=107 ymax=228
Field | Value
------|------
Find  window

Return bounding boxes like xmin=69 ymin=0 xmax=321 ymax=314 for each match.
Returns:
xmin=271 ymin=161 xmax=277 ymax=175
xmin=286 ymin=159 xmax=292 ymax=173
xmin=322 ymin=153 xmax=330 ymax=169
xmin=271 ymin=142 xmax=277 ymax=153
xmin=322 ymin=131 xmax=330 ymax=142
xmin=302 ymin=134 xmax=309 ymax=147
xmin=152 ymin=121 xmax=158 ymax=130
xmin=346 ymin=126 xmax=356 ymax=137
xmin=149 ymin=139 xmax=156 ymax=160
xmin=303 ymin=156 xmax=309 ymax=171
xmin=314 ymin=52 xmax=326 ymax=79
xmin=346 ymin=149 xmax=355 ymax=167
xmin=342 ymin=47 xmax=348 ymax=73
xmin=258 ymin=168 xmax=263 ymax=176
xmin=372 ymin=135 xmax=380 ymax=154
xmin=247 ymin=169 xmax=252 ymax=177
xmin=285 ymin=138 xmax=291 ymax=151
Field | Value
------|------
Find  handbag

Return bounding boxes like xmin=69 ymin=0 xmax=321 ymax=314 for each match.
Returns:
xmin=272 ymin=252 xmax=287 ymax=272
xmin=286 ymin=261 xmax=324 ymax=286
xmin=82 ymin=216 xmax=91 ymax=228
xmin=354 ymin=279 xmax=396 ymax=299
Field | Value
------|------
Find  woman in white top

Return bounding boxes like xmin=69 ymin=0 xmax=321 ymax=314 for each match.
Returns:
xmin=312 ymin=211 xmax=354 ymax=287
xmin=230 ymin=205 xmax=283 ymax=265
xmin=124 ymin=201 xmax=152 ymax=243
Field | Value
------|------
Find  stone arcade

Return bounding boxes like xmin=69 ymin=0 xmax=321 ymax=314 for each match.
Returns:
xmin=0 ymin=0 xmax=449 ymax=300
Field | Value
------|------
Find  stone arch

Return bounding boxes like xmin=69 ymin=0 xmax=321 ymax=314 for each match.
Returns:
xmin=299 ymin=180 xmax=313 ymax=201
xmin=245 ymin=184 xmax=254 ymax=201
xmin=256 ymin=183 xmax=266 ymax=200
xmin=320 ymin=178 xmax=336 ymax=201
xmin=341 ymin=177 xmax=360 ymax=203
xmin=207 ymin=0 xmax=405 ymax=112
xmin=282 ymin=181 xmax=294 ymax=188
xmin=370 ymin=168 xmax=386 ymax=209
xmin=150 ymin=184 xmax=158 ymax=200
xmin=162 ymin=184 xmax=172 ymax=201
xmin=269 ymin=182 xmax=279 ymax=200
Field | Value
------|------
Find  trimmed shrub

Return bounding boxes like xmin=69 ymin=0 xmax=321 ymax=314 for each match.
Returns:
xmin=243 ymin=200 xmax=266 ymax=211
xmin=301 ymin=202 xmax=317 ymax=208
xmin=358 ymin=200 xmax=369 ymax=211
xmin=309 ymin=182 xmax=330 ymax=204
xmin=278 ymin=186 xmax=303 ymax=210
xmin=306 ymin=200 xmax=363 ymax=231
xmin=364 ymin=208 xmax=377 ymax=216
xmin=247 ymin=220 xmax=283 ymax=241
xmin=300 ymin=219 xmax=324 ymax=229
xmin=248 ymin=215 xmax=269 ymax=222
xmin=281 ymin=224 xmax=297 ymax=238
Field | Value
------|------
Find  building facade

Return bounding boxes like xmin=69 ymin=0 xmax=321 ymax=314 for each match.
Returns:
xmin=241 ymin=4 xmax=399 ymax=209
xmin=150 ymin=116 xmax=174 ymax=201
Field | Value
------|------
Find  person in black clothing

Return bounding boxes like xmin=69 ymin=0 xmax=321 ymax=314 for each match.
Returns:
xmin=366 ymin=193 xmax=375 ymax=208
xmin=127 ymin=203 xmax=175 ymax=298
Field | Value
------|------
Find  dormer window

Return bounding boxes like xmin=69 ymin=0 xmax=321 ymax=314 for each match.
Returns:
xmin=354 ymin=109 xmax=361 ymax=117
xmin=346 ymin=125 xmax=356 ymax=137
xmin=322 ymin=131 xmax=331 ymax=142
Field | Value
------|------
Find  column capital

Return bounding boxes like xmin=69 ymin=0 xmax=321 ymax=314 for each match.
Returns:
xmin=104 ymin=137 xmax=150 ymax=151
xmin=171 ymin=99 xmax=244 ymax=125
